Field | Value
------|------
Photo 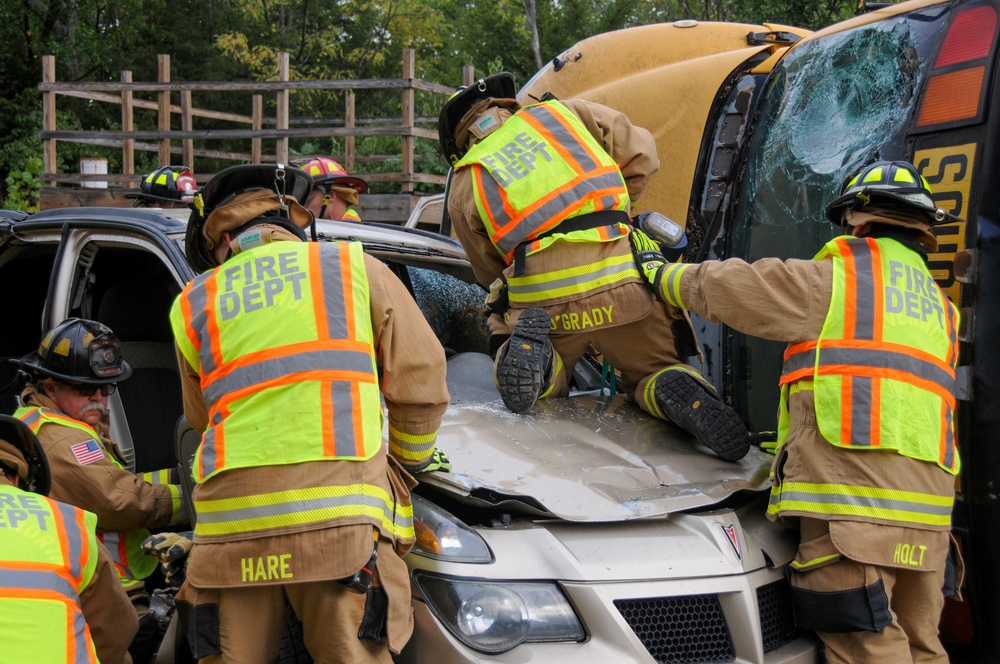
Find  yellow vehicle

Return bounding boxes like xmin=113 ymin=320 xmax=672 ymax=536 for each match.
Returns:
xmin=521 ymin=1 xmax=996 ymax=660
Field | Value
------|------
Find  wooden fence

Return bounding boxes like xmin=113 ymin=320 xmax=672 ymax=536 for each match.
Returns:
xmin=38 ymin=49 xmax=476 ymax=219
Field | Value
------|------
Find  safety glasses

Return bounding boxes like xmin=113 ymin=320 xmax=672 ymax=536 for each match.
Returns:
xmin=67 ymin=382 xmax=117 ymax=397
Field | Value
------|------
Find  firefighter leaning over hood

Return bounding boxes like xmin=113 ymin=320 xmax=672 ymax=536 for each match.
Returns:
xmin=0 ymin=414 xmax=138 ymax=664
xmin=11 ymin=317 xmax=188 ymax=663
xmin=170 ymin=163 xmax=451 ymax=662
xmin=440 ymin=72 xmax=750 ymax=461
xmin=631 ymin=160 xmax=962 ymax=663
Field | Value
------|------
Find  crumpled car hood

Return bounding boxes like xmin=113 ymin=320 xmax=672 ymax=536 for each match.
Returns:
xmin=423 ymin=389 xmax=773 ymax=522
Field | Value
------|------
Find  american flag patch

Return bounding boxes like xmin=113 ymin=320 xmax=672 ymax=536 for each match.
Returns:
xmin=70 ymin=439 xmax=104 ymax=465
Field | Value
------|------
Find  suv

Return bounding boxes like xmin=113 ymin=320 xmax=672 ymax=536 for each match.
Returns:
xmin=1 ymin=207 xmax=815 ymax=663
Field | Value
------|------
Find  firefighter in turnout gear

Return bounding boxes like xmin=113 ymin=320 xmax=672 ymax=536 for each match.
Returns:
xmin=171 ymin=163 xmax=450 ymax=662
xmin=0 ymin=413 xmax=138 ymax=664
xmin=301 ymin=156 xmax=368 ymax=222
xmin=440 ymin=72 xmax=750 ymax=461
xmin=12 ymin=318 xmax=188 ymax=663
xmin=632 ymin=160 xmax=962 ymax=663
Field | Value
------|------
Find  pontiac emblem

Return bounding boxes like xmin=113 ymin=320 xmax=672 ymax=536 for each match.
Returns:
xmin=722 ymin=524 xmax=741 ymax=559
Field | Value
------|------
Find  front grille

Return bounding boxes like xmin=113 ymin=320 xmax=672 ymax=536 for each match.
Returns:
xmin=614 ymin=594 xmax=735 ymax=663
xmin=757 ymin=579 xmax=801 ymax=652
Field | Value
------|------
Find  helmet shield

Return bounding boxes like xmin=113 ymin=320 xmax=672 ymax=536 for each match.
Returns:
xmin=438 ymin=72 xmax=517 ymax=164
xmin=0 ymin=415 xmax=50 ymax=495
xmin=16 ymin=318 xmax=132 ymax=385
xmin=825 ymin=160 xmax=962 ymax=226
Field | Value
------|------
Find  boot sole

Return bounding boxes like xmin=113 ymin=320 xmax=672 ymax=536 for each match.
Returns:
xmin=654 ymin=371 xmax=750 ymax=461
xmin=496 ymin=308 xmax=552 ymax=413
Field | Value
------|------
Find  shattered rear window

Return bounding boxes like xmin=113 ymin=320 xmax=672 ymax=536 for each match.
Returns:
xmin=732 ymin=5 xmax=953 ymax=262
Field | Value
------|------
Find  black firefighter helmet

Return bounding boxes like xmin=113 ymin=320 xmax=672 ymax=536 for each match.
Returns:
xmin=438 ymin=72 xmax=518 ymax=166
xmin=0 ymin=415 xmax=51 ymax=495
xmin=15 ymin=318 xmax=132 ymax=385
xmin=185 ymin=163 xmax=314 ymax=272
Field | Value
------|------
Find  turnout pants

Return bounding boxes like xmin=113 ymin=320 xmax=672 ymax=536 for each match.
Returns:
xmin=199 ymin=581 xmax=392 ymax=664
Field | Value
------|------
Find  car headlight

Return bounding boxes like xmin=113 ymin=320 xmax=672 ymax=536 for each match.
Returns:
xmin=411 ymin=493 xmax=491 ymax=563
xmin=413 ymin=572 xmax=585 ymax=654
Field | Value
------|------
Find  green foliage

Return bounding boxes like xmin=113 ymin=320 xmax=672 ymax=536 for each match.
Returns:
xmin=3 ymin=158 xmax=43 ymax=212
xmin=0 ymin=0 xmax=860 ymax=203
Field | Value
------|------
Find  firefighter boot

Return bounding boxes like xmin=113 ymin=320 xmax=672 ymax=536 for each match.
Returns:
xmin=654 ymin=370 xmax=750 ymax=461
xmin=496 ymin=308 xmax=553 ymax=413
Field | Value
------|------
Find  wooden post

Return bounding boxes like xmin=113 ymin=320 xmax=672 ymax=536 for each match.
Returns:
xmin=345 ymin=91 xmax=356 ymax=173
xmin=462 ymin=65 xmax=476 ymax=87
xmin=276 ymin=52 xmax=290 ymax=164
xmin=252 ymin=95 xmax=263 ymax=163
xmin=401 ymin=49 xmax=415 ymax=193
xmin=157 ymin=55 xmax=171 ymax=165
xmin=42 ymin=56 xmax=57 ymax=186
xmin=181 ymin=90 xmax=194 ymax=168
xmin=121 ymin=70 xmax=135 ymax=185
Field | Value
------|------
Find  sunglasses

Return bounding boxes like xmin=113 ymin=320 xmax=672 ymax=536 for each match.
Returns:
xmin=66 ymin=382 xmax=117 ymax=397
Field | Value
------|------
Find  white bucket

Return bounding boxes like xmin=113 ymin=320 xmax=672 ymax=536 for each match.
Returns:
xmin=80 ymin=158 xmax=108 ymax=189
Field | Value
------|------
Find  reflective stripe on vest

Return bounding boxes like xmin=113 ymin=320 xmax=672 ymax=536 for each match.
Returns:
xmin=454 ymin=100 xmax=629 ymax=264
xmin=14 ymin=407 xmax=157 ymax=581
xmin=779 ymin=237 xmax=960 ymax=472
xmin=0 ymin=486 xmax=98 ymax=664
xmin=194 ymin=483 xmax=414 ymax=539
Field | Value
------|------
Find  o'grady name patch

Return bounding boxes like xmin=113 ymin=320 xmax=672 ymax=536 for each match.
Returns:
xmin=71 ymin=439 xmax=105 ymax=465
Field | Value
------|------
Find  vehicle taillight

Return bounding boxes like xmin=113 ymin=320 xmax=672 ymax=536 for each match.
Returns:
xmin=916 ymin=5 xmax=998 ymax=128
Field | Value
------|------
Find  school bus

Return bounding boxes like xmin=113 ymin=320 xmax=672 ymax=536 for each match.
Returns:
xmin=522 ymin=0 xmax=998 ymax=659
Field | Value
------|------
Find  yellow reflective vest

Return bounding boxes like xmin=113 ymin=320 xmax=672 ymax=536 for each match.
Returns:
xmin=171 ymin=241 xmax=395 ymax=538
xmin=770 ymin=236 xmax=961 ymax=527
xmin=454 ymin=100 xmax=636 ymax=303
xmin=0 ymin=483 xmax=101 ymax=663
xmin=15 ymin=407 xmax=159 ymax=584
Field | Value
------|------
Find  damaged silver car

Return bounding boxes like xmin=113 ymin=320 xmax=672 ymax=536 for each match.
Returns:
xmin=0 ymin=207 xmax=816 ymax=663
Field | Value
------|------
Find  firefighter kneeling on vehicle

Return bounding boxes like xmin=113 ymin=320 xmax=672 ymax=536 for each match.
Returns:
xmin=439 ymin=72 xmax=750 ymax=461
xmin=630 ymin=160 xmax=963 ymax=663
xmin=171 ymin=163 xmax=451 ymax=662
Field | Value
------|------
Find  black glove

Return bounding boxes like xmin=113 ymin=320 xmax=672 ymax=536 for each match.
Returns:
xmin=629 ymin=228 xmax=668 ymax=299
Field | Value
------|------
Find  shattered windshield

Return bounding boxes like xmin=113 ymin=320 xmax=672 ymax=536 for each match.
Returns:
xmin=731 ymin=5 xmax=951 ymax=262
xmin=726 ymin=5 xmax=952 ymax=431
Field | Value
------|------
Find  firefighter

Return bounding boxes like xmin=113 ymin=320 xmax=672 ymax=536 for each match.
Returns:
xmin=12 ymin=318 xmax=188 ymax=663
xmin=0 ymin=413 xmax=139 ymax=664
xmin=171 ymin=163 xmax=450 ymax=662
xmin=631 ymin=160 xmax=961 ymax=663
xmin=301 ymin=156 xmax=368 ymax=221
xmin=124 ymin=165 xmax=198 ymax=208
xmin=438 ymin=72 xmax=750 ymax=461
